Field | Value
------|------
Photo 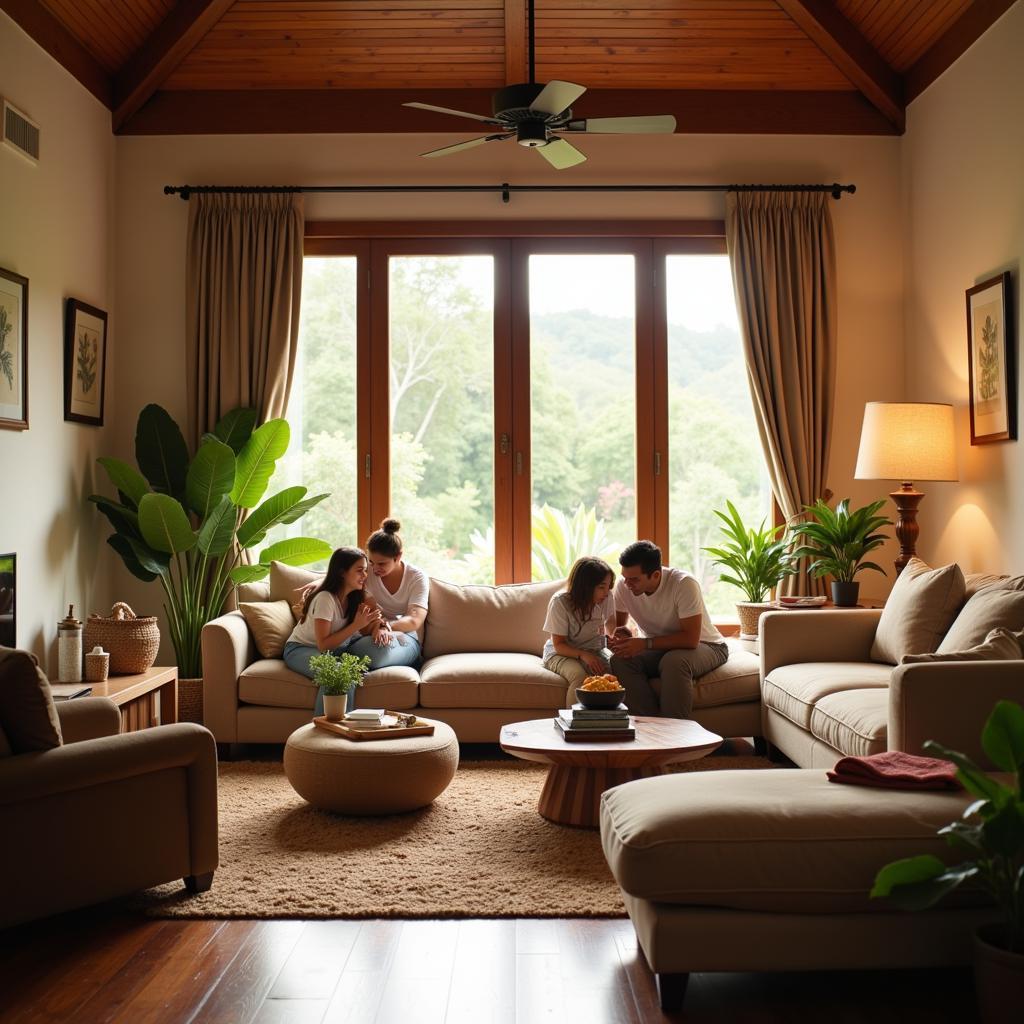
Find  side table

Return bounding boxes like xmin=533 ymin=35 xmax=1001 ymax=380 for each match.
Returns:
xmin=87 ymin=666 xmax=178 ymax=732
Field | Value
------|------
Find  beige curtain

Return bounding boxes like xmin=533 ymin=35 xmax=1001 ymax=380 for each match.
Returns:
xmin=726 ymin=190 xmax=837 ymax=595
xmin=186 ymin=192 xmax=304 ymax=447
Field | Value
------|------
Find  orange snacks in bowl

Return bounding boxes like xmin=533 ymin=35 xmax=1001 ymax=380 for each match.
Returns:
xmin=580 ymin=674 xmax=623 ymax=692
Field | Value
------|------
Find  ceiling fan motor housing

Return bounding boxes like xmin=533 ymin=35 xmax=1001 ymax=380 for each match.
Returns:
xmin=516 ymin=120 xmax=548 ymax=147
xmin=493 ymin=83 xmax=570 ymax=124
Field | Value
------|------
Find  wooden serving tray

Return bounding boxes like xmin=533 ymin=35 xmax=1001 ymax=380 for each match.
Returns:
xmin=312 ymin=715 xmax=435 ymax=741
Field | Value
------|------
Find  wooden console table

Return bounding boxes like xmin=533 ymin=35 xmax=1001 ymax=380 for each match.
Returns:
xmin=88 ymin=666 xmax=178 ymax=732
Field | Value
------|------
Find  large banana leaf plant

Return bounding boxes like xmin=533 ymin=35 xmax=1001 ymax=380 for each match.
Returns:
xmin=90 ymin=404 xmax=332 ymax=677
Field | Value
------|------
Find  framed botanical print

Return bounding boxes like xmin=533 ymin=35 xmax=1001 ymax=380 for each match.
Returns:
xmin=966 ymin=272 xmax=1016 ymax=444
xmin=0 ymin=266 xmax=28 ymax=430
xmin=64 ymin=298 xmax=108 ymax=426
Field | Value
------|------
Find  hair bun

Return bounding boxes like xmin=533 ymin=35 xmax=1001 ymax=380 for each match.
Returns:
xmin=380 ymin=518 xmax=401 ymax=534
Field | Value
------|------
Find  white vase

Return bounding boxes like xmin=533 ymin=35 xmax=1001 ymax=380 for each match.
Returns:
xmin=322 ymin=694 xmax=346 ymax=721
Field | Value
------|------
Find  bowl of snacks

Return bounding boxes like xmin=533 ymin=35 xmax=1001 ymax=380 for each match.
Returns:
xmin=576 ymin=674 xmax=626 ymax=709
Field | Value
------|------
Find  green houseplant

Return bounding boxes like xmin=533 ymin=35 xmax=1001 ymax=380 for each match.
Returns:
xmin=703 ymin=500 xmax=797 ymax=636
xmin=308 ymin=651 xmax=371 ymax=720
xmin=90 ymin=403 xmax=332 ymax=680
xmin=788 ymin=497 xmax=892 ymax=607
xmin=872 ymin=700 xmax=1024 ymax=1020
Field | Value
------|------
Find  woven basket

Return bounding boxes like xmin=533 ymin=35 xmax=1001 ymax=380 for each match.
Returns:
xmin=178 ymin=676 xmax=204 ymax=724
xmin=736 ymin=601 xmax=774 ymax=638
xmin=83 ymin=602 xmax=160 ymax=675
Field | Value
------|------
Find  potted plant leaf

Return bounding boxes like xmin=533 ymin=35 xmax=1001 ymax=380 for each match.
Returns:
xmin=703 ymin=500 xmax=797 ymax=637
xmin=872 ymin=700 xmax=1024 ymax=1023
xmin=788 ymin=497 xmax=892 ymax=607
xmin=308 ymin=651 xmax=372 ymax=721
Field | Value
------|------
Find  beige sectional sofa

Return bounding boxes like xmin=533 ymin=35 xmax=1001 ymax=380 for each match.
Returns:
xmin=202 ymin=563 xmax=761 ymax=746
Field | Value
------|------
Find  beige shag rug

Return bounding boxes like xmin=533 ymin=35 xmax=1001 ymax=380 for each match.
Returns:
xmin=138 ymin=755 xmax=774 ymax=920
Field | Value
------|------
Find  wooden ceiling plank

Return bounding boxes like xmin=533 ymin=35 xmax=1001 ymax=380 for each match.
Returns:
xmin=112 ymin=0 xmax=236 ymax=130
xmin=0 ymin=0 xmax=112 ymax=106
xmin=776 ymin=0 xmax=904 ymax=130
xmin=905 ymin=0 xmax=1018 ymax=103
xmin=885 ymin=0 xmax=968 ymax=70
xmin=504 ymin=0 xmax=527 ymax=83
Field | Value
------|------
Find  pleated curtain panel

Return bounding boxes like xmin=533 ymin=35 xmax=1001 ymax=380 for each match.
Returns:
xmin=726 ymin=190 xmax=838 ymax=596
xmin=185 ymin=192 xmax=305 ymax=447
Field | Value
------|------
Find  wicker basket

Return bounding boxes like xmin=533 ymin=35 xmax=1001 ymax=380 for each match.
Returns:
xmin=735 ymin=601 xmax=774 ymax=638
xmin=178 ymin=677 xmax=204 ymax=724
xmin=83 ymin=602 xmax=160 ymax=675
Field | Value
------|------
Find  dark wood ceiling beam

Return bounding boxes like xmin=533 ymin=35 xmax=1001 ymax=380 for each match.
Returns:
xmin=504 ymin=0 xmax=527 ymax=85
xmin=118 ymin=88 xmax=898 ymax=136
xmin=905 ymin=0 xmax=1018 ymax=103
xmin=776 ymin=0 xmax=905 ymax=132
xmin=112 ymin=0 xmax=235 ymax=131
xmin=0 ymin=0 xmax=111 ymax=107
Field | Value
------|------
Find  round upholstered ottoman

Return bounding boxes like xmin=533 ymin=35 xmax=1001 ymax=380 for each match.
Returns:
xmin=283 ymin=720 xmax=459 ymax=814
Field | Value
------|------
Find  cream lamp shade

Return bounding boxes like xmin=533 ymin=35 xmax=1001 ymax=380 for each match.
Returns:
xmin=854 ymin=402 xmax=958 ymax=483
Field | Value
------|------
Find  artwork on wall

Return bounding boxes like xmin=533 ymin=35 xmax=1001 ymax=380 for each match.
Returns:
xmin=966 ymin=271 xmax=1016 ymax=445
xmin=0 ymin=266 xmax=29 ymax=430
xmin=63 ymin=298 xmax=108 ymax=426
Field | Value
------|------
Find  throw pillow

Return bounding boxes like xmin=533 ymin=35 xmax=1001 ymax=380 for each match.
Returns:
xmin=239 ymin=601 xmax=296 ymax=659
xmin=962 ymin=572 xmax=1024 ymax=598
xmin=937 ymin=588 xmax=1024 ymax=653
xmin=870 ymin=557 xmax=966 ymax=664
xmin=269 ymin=561 xmax=323 ymax=605
xmin=901 ymin=627 xmax=1022 ymax=664
xmin=0 ymin=647 xmax=63 ymax=754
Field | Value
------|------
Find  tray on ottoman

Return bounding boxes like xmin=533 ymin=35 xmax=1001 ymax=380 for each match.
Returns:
xmin=313 ymin=714 xmax=436 ymax=741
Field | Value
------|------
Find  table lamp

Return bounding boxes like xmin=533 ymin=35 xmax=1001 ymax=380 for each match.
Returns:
xmin=854 ymin=402 xmax=958 ymax=575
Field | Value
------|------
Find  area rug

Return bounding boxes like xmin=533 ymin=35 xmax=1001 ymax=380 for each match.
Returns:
xmin=138 ymin=755 xmax=775 ymax=920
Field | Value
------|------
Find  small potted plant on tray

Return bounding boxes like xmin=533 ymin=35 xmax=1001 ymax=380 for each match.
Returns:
xmin=308 ymin=651 xmax=372 ymax=721
xmin=788 ymin=497 xmax=891 ymax=607
xmin=703 ymin=500 xmax=797 ymax=637
xmin=872 ymin=700 xmax=1024 ymax=1023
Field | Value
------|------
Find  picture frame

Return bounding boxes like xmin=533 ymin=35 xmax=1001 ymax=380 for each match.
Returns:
xmin=0 ymin=266 xmax=29 ymax=430
xmin=63 ymin=297 xmax=108 ymax=426
xmin=966 ymin=272 xmax=1016 ymax=445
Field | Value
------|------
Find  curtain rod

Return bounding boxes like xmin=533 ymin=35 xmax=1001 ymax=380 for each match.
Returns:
xmin=163 ymin=182 xmax=855 ymax=204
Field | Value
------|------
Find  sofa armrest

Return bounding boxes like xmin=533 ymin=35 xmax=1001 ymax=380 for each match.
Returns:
xmin=889 ymin=661 xmax=1024 ymax=766
xmin=760 ymin=609 xmax=883 ymax=677
xmin=202 ymin=610 xmax=255 ymax=742
xmin=55 ymin=696 xmax=122 ymax=743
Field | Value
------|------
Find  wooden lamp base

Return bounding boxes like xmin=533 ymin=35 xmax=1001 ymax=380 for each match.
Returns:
xmin=890 ymin=483 xmax=925 ymax=576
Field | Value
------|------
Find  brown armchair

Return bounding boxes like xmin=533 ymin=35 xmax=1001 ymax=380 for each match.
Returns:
xmin=0 ymin=693 xmax=219 ymax=928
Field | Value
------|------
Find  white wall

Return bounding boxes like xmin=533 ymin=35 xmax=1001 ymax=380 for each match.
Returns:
xmin=0 ymin=12 xmax=115 ymax=666
xmin=903 ymin=1 xmax=1024 ymax=573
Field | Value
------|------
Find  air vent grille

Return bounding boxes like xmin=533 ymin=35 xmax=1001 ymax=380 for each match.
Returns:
xmin=2 ymin=100 xmax=40 ymax=164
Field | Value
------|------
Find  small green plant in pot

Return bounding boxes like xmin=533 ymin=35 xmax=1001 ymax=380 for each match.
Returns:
xmin=788 ymin=497 xmax=892 ymax=607
xmin=703 ymin=500 xmax=797 ymax=637
xmin=872 ymin=700 xmax=1024 ymax=1022
xmin=309 ymin=651 xmax=372 ymax=721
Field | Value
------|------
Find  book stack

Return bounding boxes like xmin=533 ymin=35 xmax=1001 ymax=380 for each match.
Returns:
xmin=554 ymin=703 xmax=635 ymax=742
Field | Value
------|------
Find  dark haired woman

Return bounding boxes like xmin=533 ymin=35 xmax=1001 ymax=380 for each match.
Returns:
xmin=348 ymin=518 xmax=427 ymax=669
xmin=541 ymin=556 xmax=617 ymax=704
xmin=282 ymin=547 xmax=381 ymax=714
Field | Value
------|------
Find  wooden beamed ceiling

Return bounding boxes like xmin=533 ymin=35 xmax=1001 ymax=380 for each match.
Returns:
xmin=1 ymin=0 xmax=1018 ymax=135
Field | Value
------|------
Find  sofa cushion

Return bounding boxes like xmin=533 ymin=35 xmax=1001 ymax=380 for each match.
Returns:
xmin=655 ymin=640 xmax=759 ymax=708
xmin=423 ymin=578 xmax=563 ymax=659
xmin=870 ymin=558 xmax=965 ymax=664
xmin=904 ymin=626 xmax=1023 ymax=664
xmin=352 ymin=666 xmax=420 ymax=711
xmin=269 ymin=561 xmax=322 ymax=604
xmin=809 ymin=688 xmax=888 ymax=758
xmin=240 ymin=600 xmax=295 ymax=658
xmin=419 ymin=653 xmax=566 ymax=709
xmin=239 ymin=659 xmax=316 ymax=709
xmin=0 ymin=647 xmax=63 ymax=754
xmin=937 ymin=589 xmax=1024 ymax=653
xmin=763 ymin=662 xmax=892 ymax=729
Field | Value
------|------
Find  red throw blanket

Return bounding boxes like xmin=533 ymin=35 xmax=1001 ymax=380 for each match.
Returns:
xmin=827 ymin=751 xmax=960 ymax=790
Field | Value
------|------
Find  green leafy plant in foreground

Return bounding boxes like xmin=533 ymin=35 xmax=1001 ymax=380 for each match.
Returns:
xmin=789 ymin=497 xmax=892 ymax=583
xmin=309 ymin=652 xmax=371 ymax=696
xmin=872 ymin=700 xmax=1024 ymax=953
xmin=91 ymin=403 xmax=332 ymax=677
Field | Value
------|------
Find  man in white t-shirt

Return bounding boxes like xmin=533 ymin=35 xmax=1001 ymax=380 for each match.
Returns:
xmin=609 ymin=540 xmax=729 ymax=718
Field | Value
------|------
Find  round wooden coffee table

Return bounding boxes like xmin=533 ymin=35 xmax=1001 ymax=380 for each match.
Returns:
xmin=499 ymin=716 xmax=722 ymax=828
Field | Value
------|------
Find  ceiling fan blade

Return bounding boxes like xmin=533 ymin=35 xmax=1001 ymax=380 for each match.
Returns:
xmin=537 ymin=138 xmax=587 ymax=170
xmin=403 ymin=101 xmax=500 ymax=125
xmin=420 ymin=134 xmax=508 ymax=158
xmin=529 ymin=81 xmax=587 ymax=117
xmin=565 ymin=115 xmax=677 ymax=134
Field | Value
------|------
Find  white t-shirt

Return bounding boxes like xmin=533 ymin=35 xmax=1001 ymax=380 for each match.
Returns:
xmin=541 ymin=591 xmax=616 ymax=662
xmin=287 ymin=591 xmax=349 ymax=648
xmin=366 ymin=561 xmax=429 ymax=642
xmin=614 ymin=566 xmax=724 ymax=645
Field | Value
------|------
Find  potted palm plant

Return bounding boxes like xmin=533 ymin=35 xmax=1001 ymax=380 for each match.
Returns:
xmin=309 ymin=651 xmax=372 ymax=721
xmin=788 ymin=497 xmax=892 ymax=607
xmin=703 ymin=500 xmax=797 ymax=637
xmin=872 ymin=700 xmax=1024 ymax=1023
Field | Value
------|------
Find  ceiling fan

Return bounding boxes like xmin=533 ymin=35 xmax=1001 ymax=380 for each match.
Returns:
xmin=402 ymin=0 xmax=677 ymax=169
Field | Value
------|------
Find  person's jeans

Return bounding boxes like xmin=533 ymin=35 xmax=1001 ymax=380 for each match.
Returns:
xmin=609 ymin=641 xmax=729 ymax=718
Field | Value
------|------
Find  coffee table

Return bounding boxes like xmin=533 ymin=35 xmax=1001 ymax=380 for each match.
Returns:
xmin=499 ymin=716 xmax=722 ymax=828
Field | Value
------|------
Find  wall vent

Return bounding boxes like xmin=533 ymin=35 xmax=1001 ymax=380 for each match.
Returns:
xmin=2 ymin=100 xmax=40 ymax=164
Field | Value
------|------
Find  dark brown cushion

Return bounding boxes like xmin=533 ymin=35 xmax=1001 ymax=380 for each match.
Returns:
xmin=0 ymin=647 xmax=63 ymax=754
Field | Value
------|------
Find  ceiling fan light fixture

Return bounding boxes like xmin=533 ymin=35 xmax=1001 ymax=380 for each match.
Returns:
xmin=516 ymin=121 xmax=548 ymax=147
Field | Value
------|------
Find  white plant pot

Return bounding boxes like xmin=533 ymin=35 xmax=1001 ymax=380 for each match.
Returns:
xmin=322 ymin=694 xmax=347 ymax=721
